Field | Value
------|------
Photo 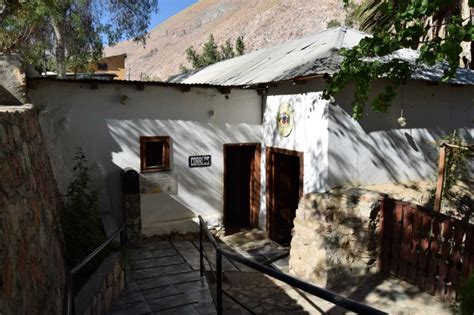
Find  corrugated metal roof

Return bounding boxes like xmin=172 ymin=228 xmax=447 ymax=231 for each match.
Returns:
xmin=373 ymin=48 xmax=474 ymax=85
xmin=27 ymin=77 xmax=254 ymax=90
xmin=169 ymin=27 xmax=366 ymax=86
xmin=169 ymin=27 xmax=474 ymax=86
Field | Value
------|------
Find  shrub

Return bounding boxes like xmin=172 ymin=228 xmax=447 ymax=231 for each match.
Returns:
xmin=458 ymin=274 xmax=474 ymax=315
xmin=62 ymin=147 xmax=106 ymax=268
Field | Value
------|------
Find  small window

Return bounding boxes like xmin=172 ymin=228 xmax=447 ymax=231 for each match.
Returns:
xmin=97 ymin=63 xmax=108 ymax=71
xmin=140 ymin=136 xmax=171 ymax=172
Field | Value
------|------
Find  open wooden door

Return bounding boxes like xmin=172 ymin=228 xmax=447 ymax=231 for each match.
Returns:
xmin=266 ymin=147 xmax=303 ymax=245
xmin=223 ymin=144 xmax=261 ymax=234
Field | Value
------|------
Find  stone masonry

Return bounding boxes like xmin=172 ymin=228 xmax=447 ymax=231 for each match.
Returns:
xmin=75 ymin=252 xmax=125 ymax=315
xmin=0 ymin=104 xmax=65 ymax=314
xmin=289 ymin=188 xmax=385 ymax=293
xmin=0 ymin=54 xmax=27 ymax=104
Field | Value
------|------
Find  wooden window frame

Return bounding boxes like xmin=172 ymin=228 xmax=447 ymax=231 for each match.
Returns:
xmin=140 ymin=136 xmax=171 ymax=173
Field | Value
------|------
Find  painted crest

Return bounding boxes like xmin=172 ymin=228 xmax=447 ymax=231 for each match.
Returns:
xmin=277 ymin=101 xmax=294 ymax=137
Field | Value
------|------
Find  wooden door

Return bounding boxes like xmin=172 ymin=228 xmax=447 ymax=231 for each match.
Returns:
xmin=266 ymin=147 xmax=303 ymax=245
xmin=223 ymin=144 xmax=261 ymax=233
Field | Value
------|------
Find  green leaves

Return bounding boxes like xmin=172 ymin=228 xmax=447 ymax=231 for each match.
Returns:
xmin=183 ymin=34 xmax=245 ymax=71
xmin=63 ymin=147 xmax=106 ymax=268
xmin=324 ymin=0 xmax=472 ymax=119
xmin=1 ymin=0 xmax=159 ymax=73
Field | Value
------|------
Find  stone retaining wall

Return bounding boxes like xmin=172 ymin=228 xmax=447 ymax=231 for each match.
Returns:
xmin=0 ymin=104 xmax=65 ymax=314
xmin=289 ymin=188 xmax=385 ymax=293
xmin=75 ymin=251 xmax=125 ymax=315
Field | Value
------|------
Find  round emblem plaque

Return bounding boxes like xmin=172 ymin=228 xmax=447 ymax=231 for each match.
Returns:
xmin=277 ymin=101 xmax=294 ymax=137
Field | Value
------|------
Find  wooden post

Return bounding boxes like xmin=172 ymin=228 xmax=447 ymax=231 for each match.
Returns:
xmin=434 ymin=145 xmax=447 ymax=212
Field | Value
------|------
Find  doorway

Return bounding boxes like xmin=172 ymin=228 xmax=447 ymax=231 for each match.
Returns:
xmin=223 ymin=144 xmax=261 ymax=234
xmin=266 ymin=147 xmax=304 ymax=245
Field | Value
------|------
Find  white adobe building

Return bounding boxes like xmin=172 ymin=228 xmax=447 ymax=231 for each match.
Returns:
xmin=28 ymin=27 xmax=474 ymax=242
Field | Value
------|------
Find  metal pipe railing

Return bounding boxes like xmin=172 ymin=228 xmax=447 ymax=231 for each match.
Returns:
xmin=62 ymin=224 xmax=127 ymax=315
xmin=198 ymin=215 xmax=387 ymax=315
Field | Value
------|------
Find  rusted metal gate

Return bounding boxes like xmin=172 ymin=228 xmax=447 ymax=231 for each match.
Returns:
xmin=380 ymin=198 xmax=474 ymax=300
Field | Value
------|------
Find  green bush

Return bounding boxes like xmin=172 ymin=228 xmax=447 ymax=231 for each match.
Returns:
xmin=327 ymin=19 xmax=341 ymax=28
xmin=62 ymin=147 xmax=106 ymax=268
xmin=458 ymin=274 xmax=474 ymax=315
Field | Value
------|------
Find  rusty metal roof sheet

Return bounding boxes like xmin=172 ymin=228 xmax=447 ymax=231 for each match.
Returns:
xmin=168 ymin=27 xmax=367 ymax=85
xmin=169 ymin=27 xmax=474 ymax=86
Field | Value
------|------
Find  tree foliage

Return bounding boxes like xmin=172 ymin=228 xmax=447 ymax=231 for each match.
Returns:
xmin=324 ymin=0 xmax=474 ymax=119
xmin=236 ymin=35 xmax=245 ymax=56
xmin=327 ymin=19 xmax=342 ymax=28
xmin=62 ymin=147 xmax=105 ymax=268
xmin=458 ymin=273 xmax=474 ymax=314
xmin=183 ymin=34 xmax=246 ymax=71
xmin=0 ymin=0 xmax=158 ymax=77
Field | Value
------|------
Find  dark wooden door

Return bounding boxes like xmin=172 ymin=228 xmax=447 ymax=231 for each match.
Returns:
xmin=224 ymin=144 xmax=261 ymax=233
xmin=267 ymin=148 xmax=303 ymax=245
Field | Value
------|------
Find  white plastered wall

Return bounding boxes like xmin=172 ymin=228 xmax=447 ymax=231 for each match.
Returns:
xmin=266 ymin=78 xmax=473 ymax=191
xmin=262 ymin=92 xmax=330 ymax=229
xmin=328 ymin=80 xmax=474 ymax=187
xmin=28 ymin=80 xmax=262 ymax=236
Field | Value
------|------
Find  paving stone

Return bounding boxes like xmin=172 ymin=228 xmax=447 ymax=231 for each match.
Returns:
xmin=162 ymin=270 xmax=202 ymax=284
xmin=173 ymin=278 xmax=210 ymax=294
xmin=106 ymin=281 xmax=152 ymax=315
xmin=129 ymin=255 xmax=183 ymax=270
xmin=133 ymin=263 xmax=192 ymax=280
xmin=193 ymin=301 xmax=218 ymax=315
xmin=141 ymin=285 xmax=179 ymax=300
xmin=155 ymin=303 xmax=200 ymax=315
xmin=147 ymin=292 xmax=193 ymax=311
xmin=140 ymin=240 xmax=173 ymax=250
xmin=135 ymin=276 xmax=171 ymax=290
xmin=131 ymin=248 xmax=178 ymax=260
xmin=185 ymin=288 xmax=214 ymax=303
xmin=171 ymin=241 xmax=199 ymax=251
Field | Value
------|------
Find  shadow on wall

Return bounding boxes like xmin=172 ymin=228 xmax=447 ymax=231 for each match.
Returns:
xmin=107 ymin=118 xmax=260 ymax=221
xmin=327 ymin=81 xmax=474 ymax=187
xmin=263 ymin=92 xmax=329 ymax=194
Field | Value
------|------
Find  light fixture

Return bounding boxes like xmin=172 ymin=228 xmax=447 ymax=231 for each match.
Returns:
xmin=397 ymin=109 xmax=407 ymax=127
xmin=120 ymin=95 xmax=128 ymax=105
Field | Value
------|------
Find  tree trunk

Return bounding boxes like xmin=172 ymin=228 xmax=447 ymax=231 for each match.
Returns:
xmin=52 ymin=20 xmax=66 ymax=79
xmin=460 ymin=0 xmax=472 ymax=68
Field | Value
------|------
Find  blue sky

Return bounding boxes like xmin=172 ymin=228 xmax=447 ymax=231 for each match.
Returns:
xmin=148 ymin=0 xmax=197 ymax=31
xmin=102 ymin=0 xmax=197 ymax=44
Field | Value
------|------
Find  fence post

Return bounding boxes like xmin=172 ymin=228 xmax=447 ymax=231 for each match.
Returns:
xmin=199 ymin=219 xmax=204 ymax=277
xmin=434 ymin=145 xmax=447 ymax=212
xmin=216 ymin=250 xmax=223 ymax=315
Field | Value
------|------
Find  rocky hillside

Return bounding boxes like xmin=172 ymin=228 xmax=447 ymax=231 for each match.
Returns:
xmin=105 ymin=0 xmax=351 ymax=80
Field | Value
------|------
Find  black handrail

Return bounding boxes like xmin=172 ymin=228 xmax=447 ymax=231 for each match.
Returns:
xmin=63 ymin=224 xmax=127 ymax=315
xmin=198 ymin=215 xmax=387 ymax=315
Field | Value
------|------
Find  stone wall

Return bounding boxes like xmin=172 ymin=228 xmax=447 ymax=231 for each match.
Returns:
xmin=0 ymin=54 xmax=27 ymax=104
xmin=74 ymin=252 xmax=125 ymax=315
xmin=0 ymin=104 xmax=65 ymax=314
xmin=289 ymin=188 xmax=384 ymax=293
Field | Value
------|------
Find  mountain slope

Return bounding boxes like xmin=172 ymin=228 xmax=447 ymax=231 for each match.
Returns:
xmin=104 ymin=0 xmax=349 ymax=80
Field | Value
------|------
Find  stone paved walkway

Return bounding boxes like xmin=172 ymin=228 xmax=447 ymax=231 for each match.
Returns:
xmin=107 ymin=238 xmax=453 ymax=315
xmin=107 ymin=240 xmax=217 ymax=314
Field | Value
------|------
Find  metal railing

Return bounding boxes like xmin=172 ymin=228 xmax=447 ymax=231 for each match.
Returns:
xmin=62 ymin=224 xmax=127 ymax=315
xmin=198 ymin=215 xmax=387 ymax=315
